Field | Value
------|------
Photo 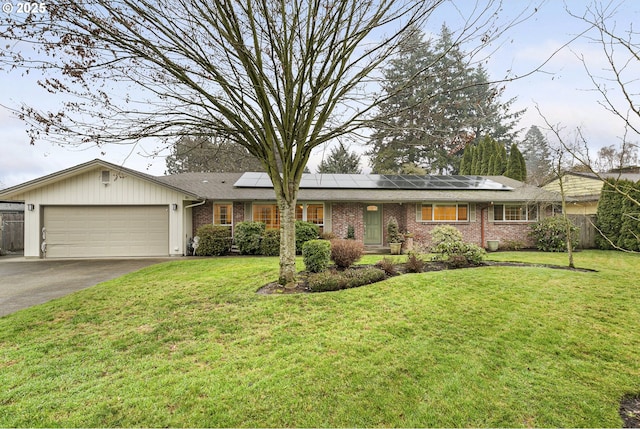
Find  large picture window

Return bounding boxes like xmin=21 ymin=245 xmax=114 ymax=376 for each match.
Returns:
xmin=493 ymin=204 xmax=537 ymax=222
xmin=253 ymin=204 xmax=280 ymax=229
xmin=213 ymin=203 xmax=233 ymax=225
xmin=254 ymin=202 xmax=324 ymax=230
xmin=417 ymin=203 xmax=469 ymax=222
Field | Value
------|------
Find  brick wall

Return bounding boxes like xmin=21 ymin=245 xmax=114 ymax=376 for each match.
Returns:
xmin=191 ymin=199 xmax=543 ymax=249
xmin=330 ymin=202 xmax=364 ymax=240
xmin=402 ymin=203 xmax=537 ymax=249
xmin=192 ymin=201 xmax=213 ymax=236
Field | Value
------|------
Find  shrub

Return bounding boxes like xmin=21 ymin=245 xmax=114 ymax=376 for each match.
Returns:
xmin=502 ymin=239 xmax=525 ymax=251
xmin=346 ymin=225 xmax=355 ymax=240
xmin=307 ymin=271 xmax=341 ymax=292
xmin=302 ymin=239 xmax=331 ymax=273
xmin=194 ymin=225 xmax=232 ymax=256
xmin=386 ymin=216 xmax=404 ymax=243
xmin=260 ymin=229 xmax=280 ymax=256
xmin=308 ymin=267 xmax=386 ymax=292
xmin=320 ymin=232 xmax=337 ymax=240
xmin=330 ymin=239 xmax=364 ymax=269
xmin=375 ymin=257 xmax=397 ymax=276
xmin=295 ymin=221 xmax=320 ymax=254
xmin=405 ymin=252 xmax=425 ymax=273
xmin=530 ymin=216 xmax=580 ymax=252
xmin=234 ymin=221 xmax=265 ymax=255
xmin=430 ymin=225 xmax=485 ymax=267
xmin=461 ymin=244 xmax=485 ymax=265
xmin=430 ymin=225 xmax=463 ymax=250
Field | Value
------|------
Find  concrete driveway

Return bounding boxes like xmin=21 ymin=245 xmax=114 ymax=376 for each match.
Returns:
xmin=0 ymin=256 xmax=171 ymax=317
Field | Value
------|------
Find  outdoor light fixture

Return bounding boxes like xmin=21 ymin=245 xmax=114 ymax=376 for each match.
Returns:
xmin=27 ymin=204 xmax=34 ymax=211
xmin=171 ymin=203 xmax=178 ymax=211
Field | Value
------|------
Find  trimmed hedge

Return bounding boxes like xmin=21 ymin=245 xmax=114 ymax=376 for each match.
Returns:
xmin=260 ymin=229 xmax=280 ymax=256
xmin=295 ymin=221 xmax=320 ymax=254
xmin=308 ymin=267 xmax=386 ymax=292
xmin=194 ymin=225 xmax=232 ymax=256
xmin=303 ymin=239 xmax=331 ymax=273
xmin=235 ymin=221 xmax=265 ymax=255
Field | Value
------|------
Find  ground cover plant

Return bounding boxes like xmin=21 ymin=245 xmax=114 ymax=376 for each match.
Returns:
xmin=0 ymin=251 xmax=639 ymax=427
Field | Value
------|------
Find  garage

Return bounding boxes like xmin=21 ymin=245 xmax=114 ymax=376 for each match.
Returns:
xmin=43 ymin=205 xmax=170 ymax=258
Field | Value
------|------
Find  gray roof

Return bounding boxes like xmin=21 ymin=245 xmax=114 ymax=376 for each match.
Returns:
xmin=0 ymin=158 xmax=561 ymax=204
xmin=159 ymin=172 xmax=560 ymax=203
xmin=561 ymin=171 xmax=640 ymax=183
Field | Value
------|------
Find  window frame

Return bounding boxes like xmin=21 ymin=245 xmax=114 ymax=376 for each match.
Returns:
xmin=416 ymin=202 xmax=470 ymax=222
xmin=492 ymin=203 xmax=538 ymax=222
xmin=213 ymin=202 xmax=233 ymax=226
xmin=252 ymin=202 xmax=325 ymax=230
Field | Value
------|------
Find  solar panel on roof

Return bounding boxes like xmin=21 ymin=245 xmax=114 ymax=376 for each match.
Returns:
xmin=234 ymin=172 xmax=512 ymax=190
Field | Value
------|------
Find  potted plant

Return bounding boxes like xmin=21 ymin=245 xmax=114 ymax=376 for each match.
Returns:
xmin=387 ymin=217 xmax=404 ymax=254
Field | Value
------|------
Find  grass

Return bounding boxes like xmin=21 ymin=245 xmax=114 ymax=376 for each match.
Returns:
xmin=0 ymin=250 xmax=639 ymax=427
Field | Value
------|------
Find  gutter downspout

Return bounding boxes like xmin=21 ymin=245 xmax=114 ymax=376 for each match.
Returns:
xmin=184 ymin=199 xmax=206 ymax=209
xmin=481 ymin=205 xmax=487 ymax=249
xmin=183 ymin=199 xmax=206 ymax=256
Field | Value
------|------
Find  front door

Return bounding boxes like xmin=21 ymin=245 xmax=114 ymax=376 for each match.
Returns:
xmin=364 ymin=204 xmax=382 ymax=245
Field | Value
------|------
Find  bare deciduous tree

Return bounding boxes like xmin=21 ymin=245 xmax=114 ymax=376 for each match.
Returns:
xmin=0 ymin=0 xmax=530 ymax=284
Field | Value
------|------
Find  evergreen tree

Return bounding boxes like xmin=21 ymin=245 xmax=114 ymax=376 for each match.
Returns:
xmin=596 ymin=179 xmax=630 ymax=249
xmin=459 ymin=147 xmax=473 ymax=175
xmin=460 ymin=135 xmax=507 ymax=176
xmin=367 ymin=25 xmax=523 ymax=174
xmin=619 ymin=183 xmax=640 ymax=251
xmin=166 ymin=136 xmax=264 ymax=174
xmin=317 ymin=143 xmax=362 ymax=174
xmin=519 ymin=126 xmax=553 ymax=184
xmin=505 ymin=144 xmax=527 ymax=182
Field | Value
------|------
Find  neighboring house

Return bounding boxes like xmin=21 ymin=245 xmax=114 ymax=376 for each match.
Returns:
xmin=0 ymin=201 xmax=25 ymax=253
xmin=543 ymin=171 xmax=640 ymax=215
xmin=0 ymin=159 xmax=560 ymax=259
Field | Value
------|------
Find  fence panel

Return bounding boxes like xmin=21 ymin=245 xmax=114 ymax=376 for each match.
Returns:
xmin=568 ymin=214 xmax=597 ymax=249
xmin=1 ymin=213 xmax=25 ymax=252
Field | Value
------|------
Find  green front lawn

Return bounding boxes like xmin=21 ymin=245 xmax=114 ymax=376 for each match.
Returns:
xmin=1 ymin=251 xmax=638 ymax=427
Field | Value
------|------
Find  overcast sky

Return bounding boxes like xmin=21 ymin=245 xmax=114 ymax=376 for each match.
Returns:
xmin=1 ymin=0 xmax=638 ymax=188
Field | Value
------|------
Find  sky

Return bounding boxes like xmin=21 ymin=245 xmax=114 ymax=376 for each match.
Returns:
xmin=1 ymin=0 xmax=638 ymax=189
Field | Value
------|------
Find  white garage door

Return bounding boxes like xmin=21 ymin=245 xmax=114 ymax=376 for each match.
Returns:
xmin=44 ymin=206 xmax=169 ymax=258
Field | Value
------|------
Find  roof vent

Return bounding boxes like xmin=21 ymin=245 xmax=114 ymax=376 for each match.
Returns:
xmin=101 ymin=170 xmax=110 ymax=184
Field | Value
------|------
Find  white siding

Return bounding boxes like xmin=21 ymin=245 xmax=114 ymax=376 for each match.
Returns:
xmin=20 ymin=167 xmax=190 ymax=258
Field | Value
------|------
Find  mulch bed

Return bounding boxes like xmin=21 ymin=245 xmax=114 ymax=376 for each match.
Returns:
xmin=620 ymin=395 xmax=640 ymax=428
xmin=256 ymin=260 xmax=595 ymax=295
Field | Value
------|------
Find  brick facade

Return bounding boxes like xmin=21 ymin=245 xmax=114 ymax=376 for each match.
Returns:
xmin=324 ymin=202 xmax=538 ymax=248
xmin=330 ymin=202 xmax=364 ymax=240
xmin=192 ymin=201 xmax=213 ymax=236
xmin=192 ymin=200 xmax=547 ymax=249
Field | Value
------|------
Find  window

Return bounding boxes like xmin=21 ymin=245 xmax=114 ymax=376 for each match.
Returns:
xmin=493 ymin=204 xmax=537 ymax=222
xmin=253 ymin=202 xmax=324 ymax=230
xmin=213 ymin=203 xmax=233 ymax=225
xmin=417 ymin=203 xmax=469 ymax=222
xmin=253 ymin=204 xmax=280 ymax=229
xmin=306 ymin=204 xmax=324 ymax=225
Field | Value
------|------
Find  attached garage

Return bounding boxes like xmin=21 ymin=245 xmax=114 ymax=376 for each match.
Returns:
xmin=43 ymin=206 xmax=170 ymax=258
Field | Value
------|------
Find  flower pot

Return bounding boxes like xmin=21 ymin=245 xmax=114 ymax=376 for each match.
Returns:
xmin=390 ymin=242 xmax=402 ymax=255
xmin=486 ymin=240 xmax=499 ymax=252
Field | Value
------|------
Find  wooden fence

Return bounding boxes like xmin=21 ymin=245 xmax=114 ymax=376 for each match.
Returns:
xmin=568 ymin=214 xmax=597 ymax=249
xmin=1 ymin=212 xmax=24 ymax=252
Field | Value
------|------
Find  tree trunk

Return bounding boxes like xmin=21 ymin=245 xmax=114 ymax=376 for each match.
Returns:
xmin=558 ymin=178 xmax=575 ymax=268
xmin=278 ymin=197 xmax=297 ymax=287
